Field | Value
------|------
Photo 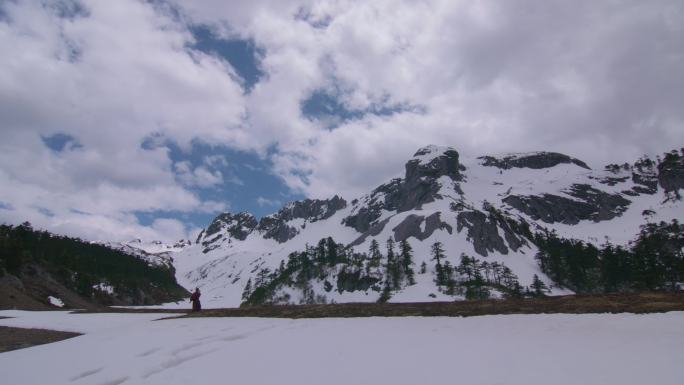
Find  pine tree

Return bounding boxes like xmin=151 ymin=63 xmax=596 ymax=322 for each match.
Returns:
xmin=368 ymin=239 xmax=382 ymax=269
xmin=378 ymin=282 xmax=392 ymax=303
xmin=399 ymin=239 xmax=416 ymax=285
xmin=531 ymin=274 xmax=549 ymax=297
xmin=443 ymin=261 xmax=455 ymax=294
xmin=241 ymin=278 xmax=253 ymax=301
xmin=316 ymin=239 xmax=327 ymax=263
xmin=431 ymin=242 xmax=445 ymax=288
xmin=457 ymin=253 xmax=475 ymax=281
xmin=431 ymin=242 xmax=445 ymax=265
xmin=386 ymin=238 xmax=401 ymax=290
xmin=507 ymin=281 xmax=523 ymax=299
xmin=325 ymin=237 xmax=338 ymax=266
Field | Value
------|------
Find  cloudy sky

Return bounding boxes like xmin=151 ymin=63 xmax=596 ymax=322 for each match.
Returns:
xmin=0 ymin=0 xmax=682 ymax=242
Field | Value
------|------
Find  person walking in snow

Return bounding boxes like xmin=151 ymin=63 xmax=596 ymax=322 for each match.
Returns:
xmin=190 ymin=287 xmax=201 ymax=312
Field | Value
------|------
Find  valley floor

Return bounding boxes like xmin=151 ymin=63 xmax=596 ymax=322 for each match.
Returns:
xmin=1 ymin=310 xmax=683 ymax=385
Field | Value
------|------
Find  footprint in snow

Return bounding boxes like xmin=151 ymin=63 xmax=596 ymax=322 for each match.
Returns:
xmin=96 ymin=377 xmax=129 ymax=385
xmin=137 ymin=347 xmax=160 ymax=357
xmin=140 ymin=349 xmax=218 ymax=379
xmin=69 ymin=367 xmax=103 ymax=381
xmin=220 ymin=333 xmax=248 ymax=342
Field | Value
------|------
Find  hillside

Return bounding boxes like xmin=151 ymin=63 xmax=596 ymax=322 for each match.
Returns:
xmin=0 ymin=223 xmax=188 ymax=310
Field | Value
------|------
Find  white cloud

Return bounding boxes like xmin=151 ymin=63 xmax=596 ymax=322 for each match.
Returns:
xmin=2 ymin=0 xmax=683 ymax=242
xmin=0 ymin=0 xmax=242 ymax=241
xmin=175 ymin=0 xmax=684 ymax=199
xmin=174 ymin=161 xmax=224 ymax=188
xmin=203 ymin=154 xmax=229 ymax=168
xmin=150 ymin=218 xmax=188 ymax=242
xmin=256 ymin=196 xmax=282 ymax=208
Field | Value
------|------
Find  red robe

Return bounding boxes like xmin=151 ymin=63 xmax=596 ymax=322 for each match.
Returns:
xmin=190 ymin=291 xmax=201 ymax=311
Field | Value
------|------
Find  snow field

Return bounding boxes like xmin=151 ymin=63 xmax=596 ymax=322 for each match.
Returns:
xmin=1 ymin=310 xmax=683 ymax=385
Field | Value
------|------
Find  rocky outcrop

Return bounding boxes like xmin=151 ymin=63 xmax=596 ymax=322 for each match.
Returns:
xmin=479 ymin=152 xmax=591 ymax=170
xmin=392 ymin=212 xmax=453 ymax=242
xmin=258 ymin=196 xmax=348 ymax=243
xmin=272 ymin=196 xmax=347 ymax=223
xmin=257 ymin=217 xmax=299 ymax=243
xmin=343 ymin=146 xmax=464 ymax=233
xmin=631 ymin=171 xmax=658 ymax=194
xmin=342 ymin=179 xmax=401 ymax=233
xmin=199 ymin=212 xmax=258 ymax=243
xmin=197 ymin=197 xmax=349 ymax=246
xmin=456 ymin=211 xmax=508 ymax=257
xmin=503 ymin=184 xmax=630 ymax=225
xmin=594 ymin=175 xmax=629 ymax=186
xmin=349 ymin=218 xmax=392 ymax=247
xmin=406 ymin=147 xmax=463 ymax=181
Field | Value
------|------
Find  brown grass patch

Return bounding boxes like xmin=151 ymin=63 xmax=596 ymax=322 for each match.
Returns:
xmin=0 ymin=326 xmax=81 ymax=353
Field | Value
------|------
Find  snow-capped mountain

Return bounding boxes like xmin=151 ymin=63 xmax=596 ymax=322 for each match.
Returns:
xmin=169 ymin=146 xmax=684 ymax=308
xmin=103 ymin=239 xmax=191 ymax=269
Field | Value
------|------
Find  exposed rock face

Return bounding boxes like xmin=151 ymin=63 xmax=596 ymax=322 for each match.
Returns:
xmin=173 ymin=239 xmax=192 ymax=248
xmin=452 ymin=202 xmax=529 ymax=258
xmin=258 ymin=196 xmax=348 ymax=243
xmin=343 ymin=179 xmax=401 ymax=233
xmin=406 ymin=147 xmax=463 ymax=181
xmin=343 ymin=146 xmax=463 ymax=233
xmin=600 ymin=157 xmax=658 ymax=195
xmin=594 ymin=175 xmax=629 ymax=186
xmin=200 ymin=212 xmax=258 ymax=243
xmin=479 ymin=152 xmax=591 ymax=170
xmin=632 ymin=172 xmax=658 ymax=194
xmin=349 ymin=218 xmax=391 ymax=247
xmin=503 ymin=184 xmax=631 ymax=225
xmin=273 ymin=196 xmax=347 ymax=223
xmin=658 ymin=151 xmax=684 ymax=198
xmin=257 ymin=217 xmax=300 ymax=244
xmin=456 ymin=211 xmax=508 ymax=257
xmin=194 ymin=212 xmax=258 ymax=252
xmin=392 ymin=212 xmax=453 ymax=243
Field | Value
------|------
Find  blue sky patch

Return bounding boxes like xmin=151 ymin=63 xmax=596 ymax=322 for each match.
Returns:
xmin=301 ymin=89 xmax=427 ymax=129
xmin=139 ymin=138 xmax=303 ymax=231
xmin=42 ymin=133 xmax=82 ymax=152
xmin=190 ymin=25 xmax=264 ymax=92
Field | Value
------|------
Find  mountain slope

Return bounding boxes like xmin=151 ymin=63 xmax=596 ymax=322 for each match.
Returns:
xmin=0 ymin=223 xmax=189 ymax=309
xmin=170 ymin=146 xmax=684 ymax=308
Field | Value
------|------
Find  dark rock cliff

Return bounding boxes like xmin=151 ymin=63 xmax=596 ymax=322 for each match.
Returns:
xmin=479 ymin=152 xmax=591 ymax=170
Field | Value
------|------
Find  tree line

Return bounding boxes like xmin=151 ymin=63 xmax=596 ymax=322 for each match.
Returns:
xmin=0 ymin=222 xmax=187 ymax=304
xmin=241 ymin=235 xmax=548 ymax=306
xmin=534 ymin=220 xmax=683 ymax=293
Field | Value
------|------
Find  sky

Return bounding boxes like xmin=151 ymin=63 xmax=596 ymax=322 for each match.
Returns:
xmin=0 ymin=0 xmax=682 ymax=243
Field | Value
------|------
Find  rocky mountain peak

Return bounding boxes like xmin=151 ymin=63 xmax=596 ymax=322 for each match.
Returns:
xmin=257 ymin=196 xmax=348 ymax=243
xmin=198 ymin=211 xmax=258 ymax=245
xmin=406 ymin=145 xmax=464 ymax=181
xmin=344 ymin=146 xmax=464 ymax=235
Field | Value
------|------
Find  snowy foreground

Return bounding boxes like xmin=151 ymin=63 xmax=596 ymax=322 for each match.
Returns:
xmin=1 ymin=311 xmax=683 ymax=385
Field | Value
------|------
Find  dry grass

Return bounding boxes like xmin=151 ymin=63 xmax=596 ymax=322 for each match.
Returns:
xmin=176 ymin=292 xmax=684 ymax=319
xmin=0 ymin=326 xmax=81 ymax=353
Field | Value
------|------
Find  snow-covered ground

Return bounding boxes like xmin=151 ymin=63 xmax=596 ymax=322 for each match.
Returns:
xmin=1 ymin=310 xmax=683 ymax=385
